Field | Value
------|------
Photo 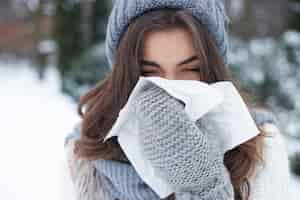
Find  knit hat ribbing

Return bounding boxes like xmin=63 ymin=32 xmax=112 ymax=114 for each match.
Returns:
xmin=105 ymin=0 xmax=231 ymax=69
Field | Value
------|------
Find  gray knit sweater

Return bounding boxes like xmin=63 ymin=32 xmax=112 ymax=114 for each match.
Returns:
xmin=64 ymin=91 xmax=279 ymax=200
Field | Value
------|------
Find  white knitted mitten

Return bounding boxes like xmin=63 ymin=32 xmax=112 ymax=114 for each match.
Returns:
xmin=132 ymin=83 xmax=234 ymax=199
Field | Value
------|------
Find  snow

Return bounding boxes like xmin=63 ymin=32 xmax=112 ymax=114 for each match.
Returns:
xmin=0 ymin=59 xmax=80 ymax=200
xmin=0 ymin=59 xmax=299 ymax=199
xmin=21 ymin=0 xmax=40 ymax=11
xmin=285 ymin=135 xmax=300 ymax=156
xmin=228 ymin=33 xmax=300 ymax=138
xmin=37 ymin=40 xmax=57 ymax=54
xmin=283 ymin=31 xmax=300 ymax=47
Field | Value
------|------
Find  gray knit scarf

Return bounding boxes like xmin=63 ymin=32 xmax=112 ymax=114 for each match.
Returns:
xmin=92 ymin=158 xmax=162 ymax=200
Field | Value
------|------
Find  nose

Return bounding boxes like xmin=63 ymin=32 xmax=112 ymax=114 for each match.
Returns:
xmin=163 ymin=71 xmax=178 ymax=80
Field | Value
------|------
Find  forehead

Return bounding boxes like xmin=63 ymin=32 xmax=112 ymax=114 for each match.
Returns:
xmin=142 ymin=28 xmax=197 ymax=63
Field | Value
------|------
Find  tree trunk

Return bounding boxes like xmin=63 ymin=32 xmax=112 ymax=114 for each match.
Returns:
xmin=80 ymin=1 xmax=93 ymax=49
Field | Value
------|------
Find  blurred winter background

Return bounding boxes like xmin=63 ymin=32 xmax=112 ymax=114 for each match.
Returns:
xmin=0 ymin=0 xmax=300 ymax=199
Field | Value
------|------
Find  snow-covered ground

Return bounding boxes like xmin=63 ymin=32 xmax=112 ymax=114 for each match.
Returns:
xmin=0 ymin=59 xmax=80 ymax=200
xmin=0 ymin=59 xmax=299 ymax=199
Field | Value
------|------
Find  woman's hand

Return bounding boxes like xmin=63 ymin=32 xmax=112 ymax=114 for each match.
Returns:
xmin=132 ymin=83 xmax=234 ymax=199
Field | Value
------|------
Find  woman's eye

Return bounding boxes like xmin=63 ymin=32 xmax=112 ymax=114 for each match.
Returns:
xmin=186 ymin=68 xmax=199 ymax=72
xmin=142 ymin=71 xmax=157 ymax=75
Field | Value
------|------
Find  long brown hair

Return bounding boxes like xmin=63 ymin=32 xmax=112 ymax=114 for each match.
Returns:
xmin=74 ymin=8 xmax=267 ymax=200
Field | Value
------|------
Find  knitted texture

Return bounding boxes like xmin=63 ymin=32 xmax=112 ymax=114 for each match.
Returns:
xmin=132 ymin=83 xmax=234 ymax=199
xmin=105 ymin=0 xmax=230 ymax=69
xmin=63 ymin=102 xmax=291 ymax=200
xmin=92 ymin=159 xmax=160 ymax=200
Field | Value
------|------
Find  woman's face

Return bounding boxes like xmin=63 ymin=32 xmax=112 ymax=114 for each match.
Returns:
xmin=141 ymin=28 xmax=201 ymax=80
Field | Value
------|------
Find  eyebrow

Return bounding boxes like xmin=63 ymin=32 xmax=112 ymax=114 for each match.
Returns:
xmin=140 ymin=55 xmax=199 ymax=67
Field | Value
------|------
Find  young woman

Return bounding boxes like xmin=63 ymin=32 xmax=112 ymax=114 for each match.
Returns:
xmin=63 ymin=0 xmax=292 ymax=199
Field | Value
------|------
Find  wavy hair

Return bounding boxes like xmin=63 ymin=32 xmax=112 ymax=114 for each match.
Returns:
xmin=74 ymin=8 xmax=266 ymax=200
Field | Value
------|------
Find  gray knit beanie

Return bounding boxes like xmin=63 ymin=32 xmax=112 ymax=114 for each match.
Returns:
xmin=105 ymin=0 xmax=231 ymax=69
